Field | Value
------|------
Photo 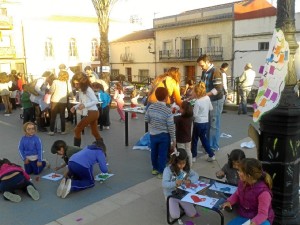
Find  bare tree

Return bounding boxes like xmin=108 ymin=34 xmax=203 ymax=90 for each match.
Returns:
xmin=91 ymin=0 xmax=118 ymax=83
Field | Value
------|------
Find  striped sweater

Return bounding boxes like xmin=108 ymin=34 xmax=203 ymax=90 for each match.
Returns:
xmin=145 ymin=101 xmax=175 ymax=142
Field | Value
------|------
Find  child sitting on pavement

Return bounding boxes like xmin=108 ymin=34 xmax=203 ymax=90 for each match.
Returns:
xmin=216 ymin=149 xmax=245 ymax=185
xmin=162 ymin=148 xmax=199 ymax=223
xmin=0 ymin=158 xmax=39 ymax=202
xmin=222 ymin=158 xmax=274 ymax=225
xmin=18 ymin=122 xmax=48 ymax=175
xmin=56 ymin=140 xmax=108 ymax=199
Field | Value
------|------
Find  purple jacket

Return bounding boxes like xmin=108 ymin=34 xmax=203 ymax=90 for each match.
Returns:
xmin=229 ymin=180 xmax=274 ymax=224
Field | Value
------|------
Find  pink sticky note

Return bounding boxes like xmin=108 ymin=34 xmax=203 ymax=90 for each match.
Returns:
xmin=264 ymin=88 xmax=271 ymax=97
xmin=259 ymin=66 xmax=264 ymax=74
xmin=269 ymin=66 xmax=275 ymax=75
xmin=270 ymin=92 xmax=278 ymax=102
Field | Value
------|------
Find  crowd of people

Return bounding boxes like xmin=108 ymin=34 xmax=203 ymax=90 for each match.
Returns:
xmin=0 ymin=57 xmax=272 ymax=225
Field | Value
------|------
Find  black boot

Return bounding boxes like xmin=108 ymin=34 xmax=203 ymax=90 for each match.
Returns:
xmin=95 ymin=138 xmax=106 ymax=153
xmin=74 ymin=138 xmax=81 ymax=147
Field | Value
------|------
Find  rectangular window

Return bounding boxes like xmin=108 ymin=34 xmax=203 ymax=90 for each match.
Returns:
xmin=91 ymin=38 xmax=99 ymax=58
xmin=182 ymin=38 xmax=199 ymax=58
xmin=69 ymin=38 xmax=78 ymax=57
xmin=138 ymin=69 xmax=149 ymax=82
xmin=208 ymin=36 xmax=221 ymax=53
xmin=258 ymin=42 xmax=269 ymax=51
xmin=161 ymin=41 xmax=172 ymax=57
xmin=45 ymin=37 xmax=53 ymax=57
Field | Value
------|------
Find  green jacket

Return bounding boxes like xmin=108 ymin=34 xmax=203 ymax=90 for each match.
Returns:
xmin=62 ymin=145 xmax=82 ymax=164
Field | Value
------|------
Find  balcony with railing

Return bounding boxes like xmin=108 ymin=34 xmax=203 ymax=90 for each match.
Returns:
xmin=120 ymin=53 xmax=134 ymax=63
xmin=159 ymin=46 xmax=223 ymax=61
xmin=0 ymin=15 xmax=13 ymax=30
xmin=0 ymin=46 xmax=16 ymax=58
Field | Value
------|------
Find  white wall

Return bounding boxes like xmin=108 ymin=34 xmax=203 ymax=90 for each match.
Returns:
xmin=234 ymin=13 xmax=300 ymax=88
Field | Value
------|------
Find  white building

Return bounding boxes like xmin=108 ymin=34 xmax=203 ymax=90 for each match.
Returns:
xmin=234 ymin=11 xmax=300 ymax=87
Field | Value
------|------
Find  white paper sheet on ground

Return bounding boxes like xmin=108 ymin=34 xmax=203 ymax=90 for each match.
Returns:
xmin=242 ymin=219 xmax=251 ymax=225
xmin=178 ymin=181 xmax=210 ymax=194
xmin=132 ymin=146 xmax=150 ymax=151
xmin=240 ymin=140 xmax=256 ymax=149
xmin=181 ymin=193 xmax=219 ymax=209
xmin=94 ymin=173 xmax=114 ymax=181
xmin=42 ymin=173 xmax=63 ymax=181
xmin=220 ymin=133 xmax=232 ymax=138
xmin=209 ymin=182 xmax=237 ymax=195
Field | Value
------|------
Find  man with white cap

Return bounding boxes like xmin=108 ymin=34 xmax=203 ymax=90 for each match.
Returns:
xmin=237 ymin=63 xmax=256 ymax=114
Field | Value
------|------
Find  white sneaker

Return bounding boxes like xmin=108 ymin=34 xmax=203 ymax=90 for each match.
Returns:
xmin=27 ymin=185 xmax=40 ymax=201
xmin=61 ymin=179 xmax=72 ymax=198
xmin=192 ymin=157 xmax=196 ymax=163
xmin=61 ymin=131 xmax=67 ymax=135
xmin=207 ymin=156 xmax=216 ymax=162
xmin=57 ymin=178 xmax=66 ymax=197
xmin=3 ymin=192 xmax=21 ymax=202
xmin=4 ymin=113 xmax=11 ymax=116
xmin=104 ymin=126 xmax=110 ymax=130
xmin=48 ymin=131 xmax=54 ymax=136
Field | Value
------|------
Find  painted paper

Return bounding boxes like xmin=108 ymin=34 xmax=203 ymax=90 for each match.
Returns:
xmin=209 ymin=181 xmax=237 ymax=195
xmin=181 ymin=193 xmax=219 ymax=209
xmin=42 ymin=173 xmax=63 ymax=181
xmin=253 ymin=29 xmax=289 ymax=122
xmin=94 ymin=173 xmax=114 ymax=181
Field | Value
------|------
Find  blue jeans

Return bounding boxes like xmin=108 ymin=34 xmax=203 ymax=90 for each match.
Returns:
xmin=210 ymin=98 xmax=224 ymax=150
xmin=227 ymin=216 xmax=270 ymax=225
xmin=191 ymin=122 xmax=214 ymax=158
xmin=150 ymin=133 xmax=170 ymax=174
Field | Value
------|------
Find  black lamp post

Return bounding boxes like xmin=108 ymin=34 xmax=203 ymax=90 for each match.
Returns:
xmin=259 ymin=0 xmax=300 ymax=224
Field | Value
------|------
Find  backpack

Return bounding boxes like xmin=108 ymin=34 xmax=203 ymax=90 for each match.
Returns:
xmin=26 ymin=79 xmax=39 ymax=96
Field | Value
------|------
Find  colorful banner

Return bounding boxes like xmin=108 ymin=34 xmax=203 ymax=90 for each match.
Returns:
xmin=253 ymin=29 xmax=289 ymax=122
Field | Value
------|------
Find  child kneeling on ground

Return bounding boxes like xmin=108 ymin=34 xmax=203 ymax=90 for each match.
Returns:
xmin=56 ymin=140 xmax=108 ymax=199
xmin=162 ymin=148 xmax=199 ymax=222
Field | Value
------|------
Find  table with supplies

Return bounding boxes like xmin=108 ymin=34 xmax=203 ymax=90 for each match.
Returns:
xmin=123 ymin=107 xmax=148 ymax=146
xmin=167 ymin=176 xmax=237 ymax=225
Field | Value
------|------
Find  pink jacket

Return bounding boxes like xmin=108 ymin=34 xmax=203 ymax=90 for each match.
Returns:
xmin=0 ymin=163 xmax=30 ymax=180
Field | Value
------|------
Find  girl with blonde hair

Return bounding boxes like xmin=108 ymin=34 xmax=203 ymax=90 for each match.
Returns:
xmin=191 ymin=82 xmax=215 ymax=162
xmin=48 ymin=70 xmax=73 ymax=135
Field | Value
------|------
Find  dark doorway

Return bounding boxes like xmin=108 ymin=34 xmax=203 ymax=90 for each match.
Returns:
xmin=184 ymin=66 xmax=195 ymax=84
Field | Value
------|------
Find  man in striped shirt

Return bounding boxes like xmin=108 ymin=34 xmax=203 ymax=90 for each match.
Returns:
xmin=145 ymin=87 xmax=176 ymax=179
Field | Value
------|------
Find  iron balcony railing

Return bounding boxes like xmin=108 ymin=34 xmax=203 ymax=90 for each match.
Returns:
xmin=159 ymin=47 xmax=223 ymax=61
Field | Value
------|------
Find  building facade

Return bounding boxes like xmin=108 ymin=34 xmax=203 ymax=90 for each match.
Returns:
xmin=109 ymin=29 xmax=155 ymax=83
xmin=0 ymin=0 xmax=140 ymax=79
